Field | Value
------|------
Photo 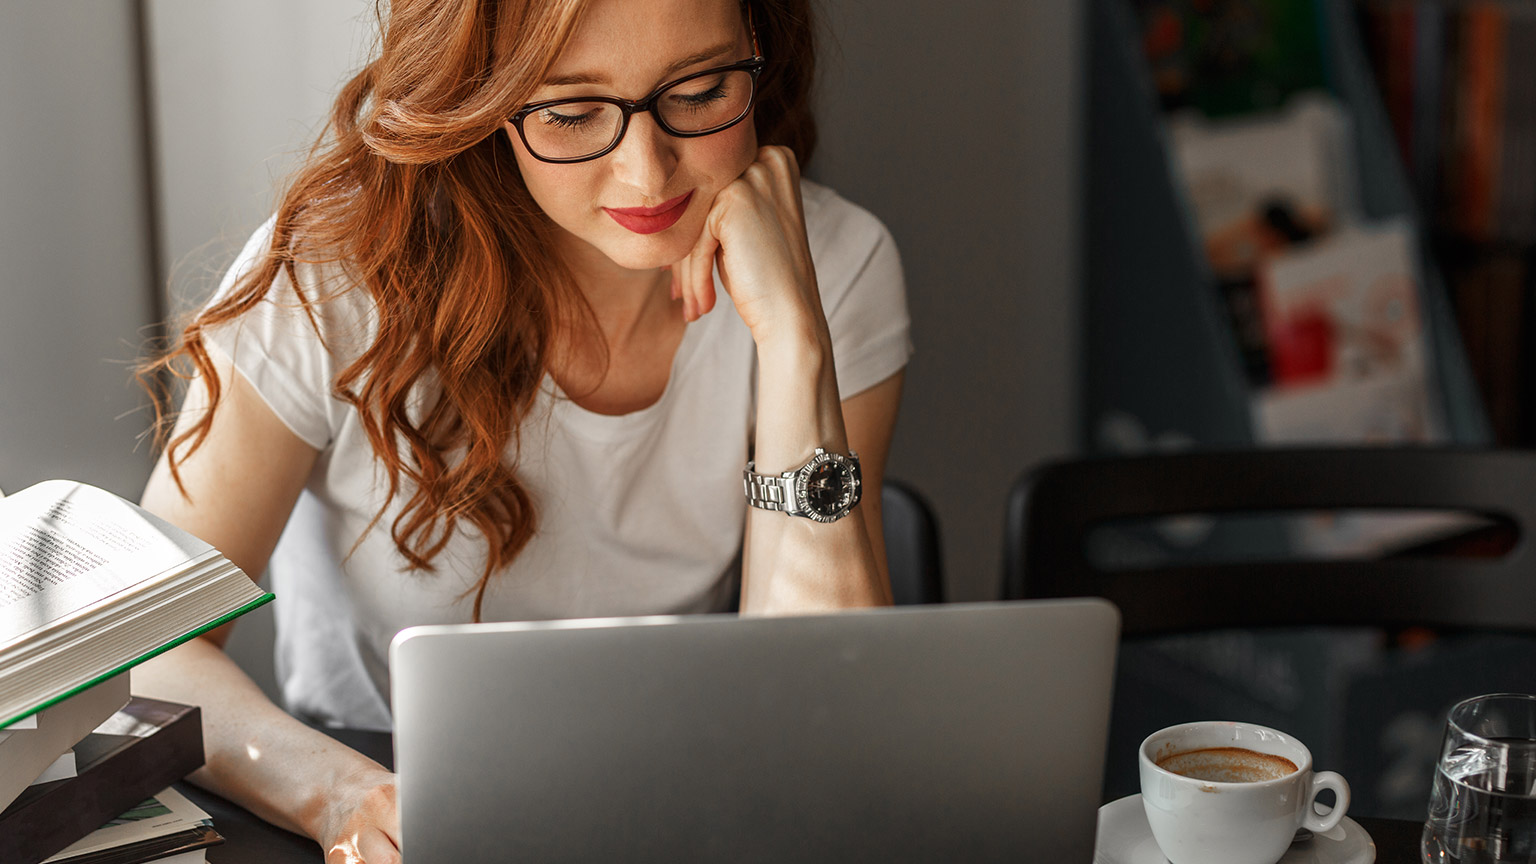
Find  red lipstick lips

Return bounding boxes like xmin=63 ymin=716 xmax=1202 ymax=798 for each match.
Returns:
xmin=604 ymin=191 xmax=693 ymax=235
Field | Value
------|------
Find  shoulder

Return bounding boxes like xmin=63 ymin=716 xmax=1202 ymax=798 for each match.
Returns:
xmin=798 ymin=179 xmax=905 ymax=314
xmin=800 ymin=179 xmax=897 ymax=268
xmin=198 ymin=217 xmax=378 ymax=452
xmin=219 ymin=217 xmax=370 ymax=306
xmin=209 ymin=216 xmax=377 ymax=356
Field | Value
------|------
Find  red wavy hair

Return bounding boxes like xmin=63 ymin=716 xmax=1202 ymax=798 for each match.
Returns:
xmin=140 ymin=0 xmax=818 ymax=620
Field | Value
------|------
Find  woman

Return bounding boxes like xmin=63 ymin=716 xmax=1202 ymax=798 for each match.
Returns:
xmin=134 ymin=0 xmax=909 ymax=859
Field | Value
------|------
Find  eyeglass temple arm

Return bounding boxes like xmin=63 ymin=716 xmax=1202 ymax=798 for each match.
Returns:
xmin=744 ymin=2 xmax=762 ymax=57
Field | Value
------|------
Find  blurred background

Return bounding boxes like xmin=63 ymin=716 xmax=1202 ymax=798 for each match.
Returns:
xmin=5 ymin=0 xmax=1536 ymax=820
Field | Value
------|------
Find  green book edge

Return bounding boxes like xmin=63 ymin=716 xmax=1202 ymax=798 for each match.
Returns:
xmin=0 ymin=592 xmax=276 ymax=730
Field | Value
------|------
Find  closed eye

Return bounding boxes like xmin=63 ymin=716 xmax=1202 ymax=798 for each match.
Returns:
xmin=538 ymin=106 xmax=600 ymax=128
xmin=666 ymin=74 xmax=734 ymax=112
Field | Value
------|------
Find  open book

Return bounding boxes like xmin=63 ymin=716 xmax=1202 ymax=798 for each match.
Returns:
xmin=0 ymin=480 xmax=272 ymax=730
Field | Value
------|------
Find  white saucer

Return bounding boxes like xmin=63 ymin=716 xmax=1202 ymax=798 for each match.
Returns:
xmin=1094 ymin=794 xmax=1376 ymax=864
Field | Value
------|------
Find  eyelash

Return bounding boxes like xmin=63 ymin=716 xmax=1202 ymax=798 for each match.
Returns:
xmin=540 ymin=108 xmax=597 ymax=128
xmin=670 ymin=84 xmax=729 ymax=110
xmin=530 ymin=74 xmax=734 ymax=128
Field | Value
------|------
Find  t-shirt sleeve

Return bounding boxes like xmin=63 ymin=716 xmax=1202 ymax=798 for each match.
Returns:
xmin=199 ymin=219 xmax=363 ymax=451
xmin=805 ymin=182 xmax=914 ymax=400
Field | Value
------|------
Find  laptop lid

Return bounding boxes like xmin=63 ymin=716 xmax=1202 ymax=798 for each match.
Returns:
xmin=391 ymin=599 xmax=1120 ymax=863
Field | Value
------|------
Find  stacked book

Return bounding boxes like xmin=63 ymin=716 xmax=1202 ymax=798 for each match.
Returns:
xmin=2 ymin=692 xmax=215 ymax=864
xmin=41 ymin=786 xmax=222 ymax=864
xmin=1 ymin=480 xmax=273 ymax=862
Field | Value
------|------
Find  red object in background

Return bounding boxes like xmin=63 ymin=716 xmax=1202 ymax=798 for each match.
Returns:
xmin=1270 ymin=306 xmax=1335 ymax=386
xmin=1458 ymin=3 xmax=1508 ymax=242
xmin=1143 ymin=7 xmax=1183 ymax=59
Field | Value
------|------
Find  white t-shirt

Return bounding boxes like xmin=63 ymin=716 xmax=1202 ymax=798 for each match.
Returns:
xmin=205 ymin=179 xmax=912 ymax=730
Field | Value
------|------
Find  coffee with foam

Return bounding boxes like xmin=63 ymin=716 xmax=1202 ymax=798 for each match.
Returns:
xmin=1155 ymin=746 xmax=1298 ymax=783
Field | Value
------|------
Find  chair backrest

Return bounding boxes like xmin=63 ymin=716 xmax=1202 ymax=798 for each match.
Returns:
xmin=882 ymin=479 xmax=944 ymax=605
xmin=1003 ymin=448 xmax=1536 ymax=635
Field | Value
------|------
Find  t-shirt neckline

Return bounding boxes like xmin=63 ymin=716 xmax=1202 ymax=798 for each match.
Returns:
xmin=543 ymin=307 xmax=713 ymax=441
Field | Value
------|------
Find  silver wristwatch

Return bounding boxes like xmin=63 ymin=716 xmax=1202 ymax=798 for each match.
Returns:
xmin=743 ymin=448 xmax=863 ymax=523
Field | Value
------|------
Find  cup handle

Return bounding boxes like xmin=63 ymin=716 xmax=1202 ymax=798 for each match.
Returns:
xmin=1301 ymin=771 xmax=1351 ymax=834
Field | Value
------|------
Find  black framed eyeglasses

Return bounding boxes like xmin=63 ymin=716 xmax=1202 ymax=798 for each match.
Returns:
xmin=509 ymin=56 xmax=766 ymax=164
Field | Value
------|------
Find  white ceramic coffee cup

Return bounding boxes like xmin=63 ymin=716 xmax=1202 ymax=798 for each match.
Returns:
xmin=1139 ymin=721 xmax=1350 ymax=864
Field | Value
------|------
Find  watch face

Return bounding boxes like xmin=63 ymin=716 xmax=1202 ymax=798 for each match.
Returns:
xmin=797 ymin=452 xmax=858 ymax=522
xmin=805 ymin=461 xmax=850 ymax=515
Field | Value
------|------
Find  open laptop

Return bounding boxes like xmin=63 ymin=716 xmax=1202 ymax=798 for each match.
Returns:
xmin=390 ymin=599 xmax=1119 ymax=863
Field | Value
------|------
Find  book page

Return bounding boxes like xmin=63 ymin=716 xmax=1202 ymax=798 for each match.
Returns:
xmin=0 ymin=481 xmax=213 ymax=645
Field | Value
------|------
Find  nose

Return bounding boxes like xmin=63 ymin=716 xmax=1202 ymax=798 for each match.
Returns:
xmin=607 ymin=109 xmax=678 ymax=197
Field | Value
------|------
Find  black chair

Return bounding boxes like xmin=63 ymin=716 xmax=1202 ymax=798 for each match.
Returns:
xmin=882 ymin=478 xmax=944 ymax=605
xmin=1002 ymin=447 xmax=1536 ymax=813
xmin=1003 ymin=447 xmax=1536 ymax=634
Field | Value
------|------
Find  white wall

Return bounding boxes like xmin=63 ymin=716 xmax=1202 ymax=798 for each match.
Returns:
xmin=146 ymin=0 xmax=376 ymax=315
xmin=0 ymin=3 xmax=157 ymax=499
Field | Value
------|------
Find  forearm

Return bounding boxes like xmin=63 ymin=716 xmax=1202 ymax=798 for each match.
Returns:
xmin=740 ymin=327 xmax=890 ymax=613
xmin=131 ymin=636 xmax=386 ymax=840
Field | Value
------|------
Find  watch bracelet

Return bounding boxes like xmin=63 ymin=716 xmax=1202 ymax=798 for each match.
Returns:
xmin=742 ymin=449 xmax=862 ymax=519
xmin=742 ymin=462 xmax=792 ymax=512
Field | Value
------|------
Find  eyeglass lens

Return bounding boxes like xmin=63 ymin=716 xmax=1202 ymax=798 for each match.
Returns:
xmin=521 ymin=68 xmax=755 ymax=161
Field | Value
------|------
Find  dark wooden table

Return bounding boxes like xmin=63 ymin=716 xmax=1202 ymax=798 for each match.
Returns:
xmin=181 ymin=727 xmax=1425 ymax=862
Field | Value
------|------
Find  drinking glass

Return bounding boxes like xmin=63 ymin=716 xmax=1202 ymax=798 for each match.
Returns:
xmin=1423 ymin=694 xmax=1536 ymax=863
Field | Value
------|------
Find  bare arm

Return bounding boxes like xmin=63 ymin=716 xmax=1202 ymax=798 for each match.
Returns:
xmin=738 ymin=359 xmax=902 ymax=613
xmin=841 ymin=372 xmax=904 ymax=597
xmin=133 ymin=358 xmax=401 ymax=862
xmin=672 ymin=146 xmax=903 ymax=614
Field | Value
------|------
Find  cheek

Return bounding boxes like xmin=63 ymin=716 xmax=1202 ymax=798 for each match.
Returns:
xmin=506 ymin=126 xmax=584 ymax=214
xmin=690 ymin=118 xmax=759 ymax=188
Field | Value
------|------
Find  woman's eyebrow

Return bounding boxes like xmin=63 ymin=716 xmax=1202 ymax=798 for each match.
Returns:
xmin=542 ymin=42 xmax=740 ymax=87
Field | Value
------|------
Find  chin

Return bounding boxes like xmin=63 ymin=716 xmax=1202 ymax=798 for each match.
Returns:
xmin=595 ymin=222 xmax=704 ymax=271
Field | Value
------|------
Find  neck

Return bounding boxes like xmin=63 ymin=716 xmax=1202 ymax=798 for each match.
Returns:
xmin=550 ymin=232 xmax=684 ymax=396
xmin=562 ymin=238 xmax=675 ymax=344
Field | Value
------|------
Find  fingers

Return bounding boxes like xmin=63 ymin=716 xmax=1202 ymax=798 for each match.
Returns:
xmin=682 ymin=223 xmax=719 ymax=321
xmin=358 ymin=826 xmax=403 ymax=864
xmin=325 ymin=827 xmax=400 ymax=864
xmin=326 ymin=836 xmax=363 ymax=864
xmin=743 ymin=147 xmax=808 ymax=254
xmin=326 ymin=827 xmax=400 ymax=864
xmin=748 ymin=145 xmax=802 ymax=208
xmin=322 ymin=772 xmax=401 ymax=864
xmin=675 ymin=144 xmax=814 ymax=328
